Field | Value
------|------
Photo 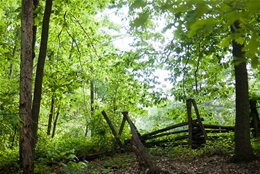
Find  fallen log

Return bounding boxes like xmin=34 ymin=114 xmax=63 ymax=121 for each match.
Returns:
xmin=122 ymin=112 xmax=170 ymax=174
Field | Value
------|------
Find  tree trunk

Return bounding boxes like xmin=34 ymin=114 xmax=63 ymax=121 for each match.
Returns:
xmin=85 ymin=80 xmax=95 ymax=136
xmin=32 ymin=0 xmax=39 ymax=59
xmin=47 ymin=96 xmax=55 ymax=135
xmin=231 ymin=20 xmax=255 ymax=163
xmin=52 ymin=107 xmax=60 ymax=138
xmin=20 ymin=0 xmax=34 ymax=173
xmin=250 ymin=99 xmax=260 ymax=137
xmin=31 ymin=0 xmax=53 ymax=152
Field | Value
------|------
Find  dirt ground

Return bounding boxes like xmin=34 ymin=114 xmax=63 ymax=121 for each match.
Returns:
xmin=85 ymin=152 xmax=260 ymax=174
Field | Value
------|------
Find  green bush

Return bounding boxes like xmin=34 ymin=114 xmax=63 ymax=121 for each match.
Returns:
xmin=198 ymin=139 xmax=234 ymax=157
xmin=0 ymin=148 xmax=20 ymax=174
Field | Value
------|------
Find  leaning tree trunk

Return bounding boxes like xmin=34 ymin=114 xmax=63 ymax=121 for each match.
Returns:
xmin=20 ymin=0 xmax=34 ymax=173
xmin=52 ymin=107 xmax=60 ymax=138
xmin=47 ymin=96 xmax=55 ymax=135
xmin=231 ymin=20 xmax=255 ymax=163
xmin=31 ymin=0 xmax=53 ymax=153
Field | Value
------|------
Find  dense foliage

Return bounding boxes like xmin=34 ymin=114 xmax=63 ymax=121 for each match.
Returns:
xmin=0 ymin=0 xmax=260 ymax=173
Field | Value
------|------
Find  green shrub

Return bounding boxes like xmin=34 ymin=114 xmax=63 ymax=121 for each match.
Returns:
xmin=251 ymin=138 xmax=260 ymax=153
xmin=198 ymin=139 xmax=234 ymax=157
xmin=0 ymin=148 xmax=20 ymax=174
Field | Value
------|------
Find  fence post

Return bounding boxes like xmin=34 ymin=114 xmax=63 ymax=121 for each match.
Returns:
xmin=102 ymin=110 xmax=123 ymax=148
xmin=191 ymin=99 xmax=208 ymax=141
xmin=186 ymin=99 xmax=193 ymax=147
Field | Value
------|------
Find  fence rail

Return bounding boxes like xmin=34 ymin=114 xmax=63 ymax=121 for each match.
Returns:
xmin=102 ymin=98 xmax=259 ymax=149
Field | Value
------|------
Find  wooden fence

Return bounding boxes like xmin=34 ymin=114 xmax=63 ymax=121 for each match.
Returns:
xmin=102 ymin=98 xmax=259 ymax=149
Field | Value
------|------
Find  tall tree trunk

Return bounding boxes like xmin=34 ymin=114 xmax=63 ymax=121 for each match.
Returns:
xmin=231 ymin=20 xmax=255 ymax=163
xmin=47 ymin=96 xmax=55 ymax=135
xmin=31 ymin=0 xmax=53 ymax=152
xmin=20 ymin=0 xmax=34 ymax=173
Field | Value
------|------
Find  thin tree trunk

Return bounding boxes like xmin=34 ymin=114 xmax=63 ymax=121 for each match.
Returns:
xmin=85 ymin=78 xmax=95 ymax=136
xmin=250 ymin=99 xmax=260 ymax=137
xmin=31 ymin=0 xmax=53 ymax=152
xmin=90 ymin=80 xmax=95 ymax=118
xmin=9 ymin=126 xmax=17 ymax=149
xmin=47 ymin=96 xmax=55 ymax=135
xmin=52 ymin=107 xmax=60 ymax=138
xmin=32 ymin=0 xmax=39 ymax=59
xmin=231 ymin=20 xmax=255 ymax=163
xmin=20 ymin=0 xmax=34 ymax=173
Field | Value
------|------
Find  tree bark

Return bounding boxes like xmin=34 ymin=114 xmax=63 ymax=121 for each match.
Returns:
xmin=51 ymin=107 xmax=60 ymax=138
xmin=31 ymin=0 xmax=53 ymax=152
xmin=85 ymin=80 xmax=95 ymax=136
xmin=20 ymin=0 xmax=34 ymax=173
xmin=47 ymin=96 xmax=55 ymax=135
xmin=32 ymin=0 xmax=39 ymax=59
xmin=231 ymin=20 xmax=255 ymax=163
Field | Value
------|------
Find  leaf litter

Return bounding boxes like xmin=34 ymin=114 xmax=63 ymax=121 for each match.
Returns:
xmin=85 ymin=152 xmax=260 ymax=174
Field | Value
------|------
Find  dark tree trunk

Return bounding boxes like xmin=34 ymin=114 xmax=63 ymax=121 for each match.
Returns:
xmin=51 ymin=107 xmax=60 ymax=138
xmin=31 ymin=0 xmax=53 ymax=152
xmin=250 ymin=99 xmax=260 ymax=137
xmin=47 ymin=96 xmax=55 ymax=135
xmin=85 ymin=80 xmax=95 ymax=136
xmin=9 ymin=126 xmax=17 ymax=149
xmin=90 ymin=80 xmax=95 ymax=117
xmin=32 ymin=0 xmax=39 ymax=59
xmin=20 ymin=0 xmax=34 ymax=173
xmin=231 ymin=20 xmax=255 ymax=163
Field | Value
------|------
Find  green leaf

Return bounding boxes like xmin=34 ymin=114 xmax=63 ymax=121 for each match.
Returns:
xmin=251 ymin=56 xmax=259 ymax=69
xmin=235 ymin=37 xmax=244 ymax=45
xmin=130 ymin=0 xmax=146 ymax=10
xmin=187 ymin=18 xmax=216 ymax=38
xmin=131 ymin=10 xmax=150 ymax=28
xmin=220 ymin=36 xmax=231 ymax=47
xmin=225 ymin=12 xmax=242 ymax=25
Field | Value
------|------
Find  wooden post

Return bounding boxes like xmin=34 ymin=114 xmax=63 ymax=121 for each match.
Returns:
xmin=122 ymin=112 xmax=169 ymax=174
xmin=102 ymin=110 xmax=123 ymax=148
xmin=118 ymin=115 xmax=127 ymax=136
xmin=191 ymin=99 xmax=208 ymax=141
xmin=186 ymin=99 xmax=193 ymax=147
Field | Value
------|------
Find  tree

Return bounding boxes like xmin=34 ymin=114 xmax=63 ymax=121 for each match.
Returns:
xmin=31 ymin=0 xmax=53 ymax=154
xmin=231 ymin=20 xmax=255 ymax=162
xmin=20 ymin=0 xmax=34 ymax=173
xmin=126 ymin=0 xmax=260 ymax=162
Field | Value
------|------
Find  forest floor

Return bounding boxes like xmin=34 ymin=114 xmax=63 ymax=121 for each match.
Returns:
xmin=57 ymin=150 xmax=260 ymax=174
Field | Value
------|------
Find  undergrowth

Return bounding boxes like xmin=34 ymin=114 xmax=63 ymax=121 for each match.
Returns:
xmin=148 ymin=138 xmax=235 ymax=161
xmin=1 ymin=134 xmax=260 ymax=174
